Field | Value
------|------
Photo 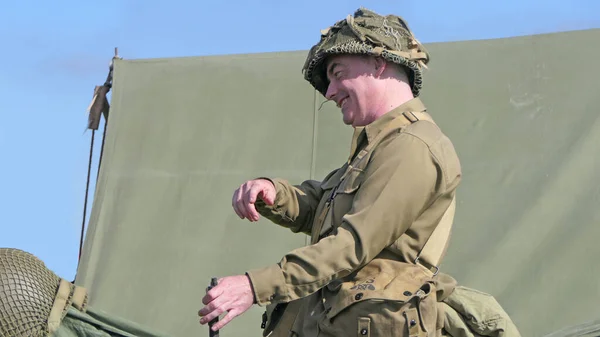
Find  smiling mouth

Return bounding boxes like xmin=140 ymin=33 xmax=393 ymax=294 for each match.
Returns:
xmin=337 ymin=97 xmax=348 ymax=108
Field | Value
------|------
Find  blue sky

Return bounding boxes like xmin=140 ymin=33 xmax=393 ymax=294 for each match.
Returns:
xmin=1 ymin=0 xmax=599 ymax=281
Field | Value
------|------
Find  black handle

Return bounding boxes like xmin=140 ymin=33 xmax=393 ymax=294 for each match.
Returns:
xmin=207 ymin=278 xmax=219 ymax=337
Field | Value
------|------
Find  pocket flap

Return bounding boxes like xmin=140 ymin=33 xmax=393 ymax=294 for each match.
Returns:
xmin=324 ymin=262 xmax=433 ymax=319
xmin=336 ymin=167 xmax=363 ymax=194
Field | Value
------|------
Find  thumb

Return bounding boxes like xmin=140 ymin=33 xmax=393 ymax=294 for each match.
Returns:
xmin=261 ymin=186 xmax=276 ymax=206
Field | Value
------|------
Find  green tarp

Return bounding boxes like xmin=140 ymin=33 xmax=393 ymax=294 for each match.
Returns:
xmin=54 ymin=307 xmax=170 ymax=337
xmin=75 ymin=28 xmax=600 ymax=337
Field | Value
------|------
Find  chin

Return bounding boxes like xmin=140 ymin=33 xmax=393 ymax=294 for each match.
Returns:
xmin=341 ymin=113 xmax=352 ymax=125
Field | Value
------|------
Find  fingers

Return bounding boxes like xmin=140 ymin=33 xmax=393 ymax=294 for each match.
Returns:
xmin=198 ymin=303 xmax=240 ymax=331
xmin=211 ymin=308 xmax=241 ymax=331
xmin=231 ymin=186 xmax=244 ymax=219
xmin=236 ymin=184 xmax=258 ymax=221
xmin=232 ymin=183 xmax=253 ymax=220
xmin=198 ymin=275 xmax=255 ymax=331
xmin=243 ymin=185 xmax=263 ymax=221
xmin=232 ymin=180 xmax=275 ymax=222
xmin=198 ymin=286 xmax=225 ymax=324
xmin=198 ymin=298 xmax=245 ymax=330
xmin=202 ymin=279 xmax=226 ymax=305
xmin=198 ymin=302 xmax=225 ymax=325
xmin=260 ymin=184 xmax=276 ymax=206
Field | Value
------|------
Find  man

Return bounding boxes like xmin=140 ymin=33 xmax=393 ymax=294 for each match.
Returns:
xmin=199 ymin=8 xmax=462 ymax=336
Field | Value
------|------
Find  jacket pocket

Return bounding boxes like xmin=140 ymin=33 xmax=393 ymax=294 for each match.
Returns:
xmin=328 ymin=167 xmax=363 ymax=228
xmin=314 ymin=166 xmax=364 ymax=241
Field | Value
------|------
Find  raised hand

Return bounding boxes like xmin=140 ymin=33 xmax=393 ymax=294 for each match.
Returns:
xmin=231 ymin=179 xmax=276 ymax=222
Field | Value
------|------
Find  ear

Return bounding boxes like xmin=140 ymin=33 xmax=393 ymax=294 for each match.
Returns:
xmin=373 ymin=57 xmax=386 ymax=77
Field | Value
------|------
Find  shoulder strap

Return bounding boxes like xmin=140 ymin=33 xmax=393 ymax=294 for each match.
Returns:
xmin=415 ymin=196 xmax=456 ymax=276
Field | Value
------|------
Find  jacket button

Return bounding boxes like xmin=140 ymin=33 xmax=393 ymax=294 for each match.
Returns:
xmin=360 ymin=328 xmax=368 ymax=335
xmin=355 ymin=293 xmax=363 ymax=300
xmin=403 ymin=291 xmax=412 ymax=296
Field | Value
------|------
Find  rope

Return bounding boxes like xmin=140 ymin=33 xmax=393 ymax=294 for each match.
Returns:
xmin=78 ymin=129 xmax=95 ymax=262
xmin=96 ymin=118 xmax=108 ymax=184
xmin=74 ymin=47 xmax=119 ymax=277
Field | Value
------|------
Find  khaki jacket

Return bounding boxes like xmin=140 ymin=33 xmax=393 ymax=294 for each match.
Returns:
xmin=247 ymin=97 xmax=462 ymax=336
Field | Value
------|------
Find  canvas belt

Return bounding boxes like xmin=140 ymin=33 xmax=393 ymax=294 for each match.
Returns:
xmin=310 ymin=109 xmax=454 ymax=276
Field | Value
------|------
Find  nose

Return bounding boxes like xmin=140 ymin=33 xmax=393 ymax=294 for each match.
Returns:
xmin=325 ymin=81 xmax=337 ymax=100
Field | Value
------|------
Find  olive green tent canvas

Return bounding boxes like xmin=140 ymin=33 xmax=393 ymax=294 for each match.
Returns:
xmin=74 ymin=28 xmax=600 ymax=337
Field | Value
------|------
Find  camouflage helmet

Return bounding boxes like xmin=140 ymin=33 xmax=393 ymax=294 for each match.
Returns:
xmin=0 ymin=248 xmax=88 ymax=336
xmin=302 ymin=7 xmax=430 ymax=97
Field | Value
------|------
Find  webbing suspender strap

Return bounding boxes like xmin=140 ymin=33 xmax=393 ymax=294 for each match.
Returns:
xmin=404 ymin=112 xmax=456 ymax=276
xmin=415 ymin=196 xmax=455 ymax=276
xmin=310 ymin=110 xmax=431 ymax=245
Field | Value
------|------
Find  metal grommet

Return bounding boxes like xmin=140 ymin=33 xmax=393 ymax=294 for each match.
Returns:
xmin=355 ymin=293 xmax=363 ymax=300
xmin=410 ymin=319 xmax=417 ymax=327
xmin=361 ymin=328 xmax=368 ymax=335
xmin=403 ymin=291 xmax=412 ymax=296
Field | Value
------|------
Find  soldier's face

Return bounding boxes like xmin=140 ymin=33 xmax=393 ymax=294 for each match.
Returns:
xmin=324 ymin=54 xmax=382 ymax=127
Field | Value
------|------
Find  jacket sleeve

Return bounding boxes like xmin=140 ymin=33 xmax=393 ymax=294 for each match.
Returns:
xmin=254 ymin=172 xmax=334 ymax=235
xmin=246 ymin=133 xmax=443 ymax=306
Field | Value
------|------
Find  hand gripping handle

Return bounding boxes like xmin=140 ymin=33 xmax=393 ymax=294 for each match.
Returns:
xmin=206 ymin=277 xmax=220 ymax=337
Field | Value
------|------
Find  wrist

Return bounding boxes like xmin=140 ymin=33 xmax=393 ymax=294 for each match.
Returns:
xmin=255 ymin=177 xmax=276 ymax=189
xmin=245 ymin=273 xmax=258 ymax=304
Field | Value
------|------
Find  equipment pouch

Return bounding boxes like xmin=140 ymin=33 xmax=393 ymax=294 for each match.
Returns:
xmin=262 ymin=299 xmax=303 ymax=337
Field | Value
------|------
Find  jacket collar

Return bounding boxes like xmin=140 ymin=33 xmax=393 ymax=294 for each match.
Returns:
xmin=347 ymin=97 xmax=427 ymax=163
